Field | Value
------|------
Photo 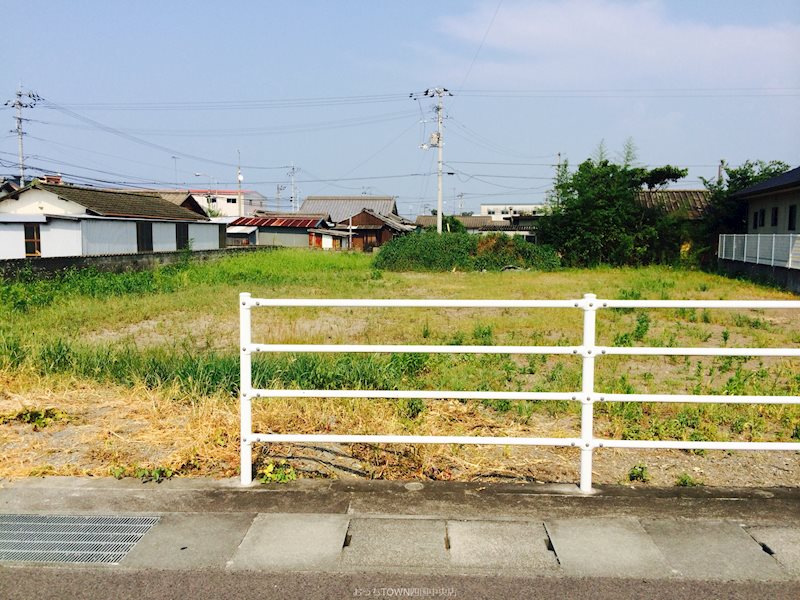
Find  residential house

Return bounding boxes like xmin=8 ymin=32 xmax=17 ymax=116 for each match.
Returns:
xmin=228 ymin=214 xmax=330 ymax=248
xmin=415 ymin=214 xmax=537 ymax=241
xmin=480 ymin=203 xmax=545 ymax=221
xmin=737 ymin=166 xmax=800 ymax=235
xmin=634 ymin=189 xmax=710 ymax=221
xmin=299 ymin=196 xmax=399 ymax=222
xmin=717 ymin=166 xmax=800 ymax=291
xmin=329 ymin=208 xmax=416 ymax=252
xmin=189 ymin=189 xmax=270 ymax=217
xmin=0 ymin=180 xmax=222 ymax=259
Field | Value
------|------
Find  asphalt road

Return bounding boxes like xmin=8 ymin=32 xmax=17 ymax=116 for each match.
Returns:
xmin=1 ymin=568 xmax=798 ymax=600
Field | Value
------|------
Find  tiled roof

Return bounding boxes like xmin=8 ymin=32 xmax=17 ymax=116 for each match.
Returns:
xmin=33 ymin=182 xmax=208 ymax=221
xmin=732 ymin=166 xmax=800 ymax=198
xmin=635 ymin=189 xmax=710 ymax=220
xmin=230 ymin=215 xmax=326 ymax=228
xmin=415 ymin=215 xmax=494 ymax=229
xmin=300 ymin=196 xmax=397 ymax=222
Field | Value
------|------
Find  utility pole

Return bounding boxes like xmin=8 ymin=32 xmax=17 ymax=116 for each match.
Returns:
xmin=287 ymin=163 xmax=299 ymax=213
xmin=414 ymin=88 xmax=451 ymax=233
xmin=276 ymin=184 xmax=286 ymax=213
xmin=171 ymin=156 xmax=179 ymax=187
xmin=5 ymin=86 xmax=38 ymax=186
xmin=718 ymin=159 xmax=725 ymax=184
xmin=237 ymin=149 xmax=244 ymax=218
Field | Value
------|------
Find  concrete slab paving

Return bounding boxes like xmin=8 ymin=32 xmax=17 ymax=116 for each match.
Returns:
xmin=122 ymin=513 xmax=255 ymax=570
xmin=642 ymin=519 xmax=786 ymax=581
xmin=544 ymin=517 xmax=671 ymax=578
xmin=227 ymin=513 xmax=350 ymax=571
xmin=341 ymin=518 xmax=449 ymax=569
xmin=446 ymin=520 xmax=559 ymax=574
xmin=748 ymin=527 xmax=800 ymax=577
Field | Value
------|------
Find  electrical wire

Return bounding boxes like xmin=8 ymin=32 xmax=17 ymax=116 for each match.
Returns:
xmin=36 ymin=96 xmax=286 ymax=170
xmin=51 ymin=93 xmax=411 ymax=111
xmin=455 ymin=0 xmax=504 ymax=94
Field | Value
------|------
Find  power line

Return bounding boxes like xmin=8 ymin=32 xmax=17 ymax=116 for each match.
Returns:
xmin=30 ymin=109 xmax=420 ymax=137
xmin=51 ymin=93 xmax=411 ymax=111
xmin=36 ymin=94 xmax=286 ymax=170
xmin=455 ymin=0 xmax=504 ymax=94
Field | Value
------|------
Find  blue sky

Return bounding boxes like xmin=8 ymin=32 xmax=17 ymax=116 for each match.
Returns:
xmin=3 ymin=0 xmax=799 ymax=217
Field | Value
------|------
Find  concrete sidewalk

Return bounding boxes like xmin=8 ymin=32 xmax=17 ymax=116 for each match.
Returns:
xmin=0 ymin=477 xmax=798 ymax=581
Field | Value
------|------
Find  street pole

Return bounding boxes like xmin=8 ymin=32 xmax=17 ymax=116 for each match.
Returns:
xmin=237 ymin=149 xmax=244 ymax=218
xmin=5 ymin=86 xmax=37 ymax=186
xmin=436 ymin=91 xmax=444 ymax=234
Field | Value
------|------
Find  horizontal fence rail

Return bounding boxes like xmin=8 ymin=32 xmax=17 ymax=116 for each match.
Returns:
xmin=239 ymin=293 xmax=800 ymax=491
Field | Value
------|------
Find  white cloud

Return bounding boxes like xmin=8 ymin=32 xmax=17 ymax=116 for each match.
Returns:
xmin=438 ymin=0 xmax=800 ymax=89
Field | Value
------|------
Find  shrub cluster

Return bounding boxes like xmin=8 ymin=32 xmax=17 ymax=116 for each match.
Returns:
xmin=373 ymin=231 xmax=560 ymax=272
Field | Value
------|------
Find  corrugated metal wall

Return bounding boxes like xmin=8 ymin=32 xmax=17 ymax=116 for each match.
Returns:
xmin=0 ymin=224 xmax=25 ymax=259
xmin=42 ymin=220 xmax=82 ymax=257
xmin=152 ymin=223 xmax=177 ymax=252
xmin=188 ymin=223 xmax=220 ymax=250
xmin=82 ymin=220 xmax=137 ymax=255
xmin=256 ymin=227 xmax=309 ymax=247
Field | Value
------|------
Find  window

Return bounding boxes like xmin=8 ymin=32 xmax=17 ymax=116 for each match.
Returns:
xmin=176 ymin=223 xmax=189 ymax=249
xmin=789 ymin=205 xmax=797 ymax=232
xmin=759 ymin=209 xmax=765 ymax=227
xmin=487 ymin=210 xmax=495 ymax=215
xmin=753 ymin=211 xmax=759 ymax=229
xmin=136 ymin=222 xmax=153 ymax=253
xmin=24 ymin=224 xmax=41 ymax=257
xmin=209 ymin=197 xmax=217 ymax=204
xmin=771 ymin=207 xmax=779 ymax=227
xmin=227 ymin=197 xmax=237 ymax=204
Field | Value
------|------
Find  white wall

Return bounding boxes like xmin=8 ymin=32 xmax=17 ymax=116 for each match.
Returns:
xmin=188 ymin=223 xmax=219 ymax=250
xmin=41 ymin=219 xmax=82 ymax=257
xmin=0 ymin=224 xmax=25 ymax=259
xmin=153 ymin=222 xmax=177 ymax=252
xmin=82 ymin=220 xmax=137 ymax=255
xmin=0 ymin=189 xmax=85 ymax=216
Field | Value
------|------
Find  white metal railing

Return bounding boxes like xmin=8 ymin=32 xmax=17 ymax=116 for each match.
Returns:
xmin=239 ymin=293 xmax=800 ymax=492
xmin=718 ymin=233 xmax=799 ymax=269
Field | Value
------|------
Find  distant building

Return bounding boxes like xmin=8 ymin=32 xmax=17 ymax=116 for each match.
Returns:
xmin=480 ymin=204 xmax=545 ymax=222
xmin=189 ymin=189 xmax=270 ymax=217
xmin=634 ymin=189 xmax=710 ymax=221
xmin=717 ymin=166 xmax=800 ymax=291
xmin=299 ymin=196 xmax=400 ymax=222
xmin=415 ymin=214 xmax=536 ymax=241
xmin=0 ymin=180 xmax=222 ymax=259
xmin=331 ymin=208 xmax=416 ymax=252
xmin=228 ymin=214 xmax=330 ymax=248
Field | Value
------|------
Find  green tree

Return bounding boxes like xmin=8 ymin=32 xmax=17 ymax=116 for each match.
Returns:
xmin=701 ymin=160 xmax=790 ymax=237
xmin=538 ymin=157 xmax=687 ymax=267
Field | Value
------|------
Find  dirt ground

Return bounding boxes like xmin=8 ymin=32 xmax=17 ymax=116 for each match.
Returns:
xmin=1 ymin=372 xmax=797 ymax=488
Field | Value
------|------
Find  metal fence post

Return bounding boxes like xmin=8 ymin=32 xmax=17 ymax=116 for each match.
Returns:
xmin=240 ymin=292 xmax=253 ymax=485
xmin=579 ymin=293 xmax=597 ymax=493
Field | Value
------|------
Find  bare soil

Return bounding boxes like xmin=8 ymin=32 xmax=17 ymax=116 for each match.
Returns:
xmin=1 ymin=371 xmax=797 ymax=488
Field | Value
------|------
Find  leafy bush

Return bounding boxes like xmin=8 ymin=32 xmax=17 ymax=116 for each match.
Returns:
xmin=373 ymin=230 xmax=476 ymax=271
xmin=374 ymin=230 xmax=560 ymax=272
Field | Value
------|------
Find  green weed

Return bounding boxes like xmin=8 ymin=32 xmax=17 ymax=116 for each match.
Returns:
xmin=258 ymin=461 xmax=297 ymax=484
xmin=1 ymin=408 xmax=71 ymax=431
xmin=627 ymin=463 xmax=650 ymax=482
xmin=675 ymin=472 xmax=703 ymax=487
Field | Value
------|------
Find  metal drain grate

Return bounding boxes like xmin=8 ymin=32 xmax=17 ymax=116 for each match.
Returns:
xmin=0 ymin=514 xmax=160 ymax=564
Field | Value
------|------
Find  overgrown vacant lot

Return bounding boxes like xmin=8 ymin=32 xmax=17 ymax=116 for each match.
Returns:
xmin=1 ymin=249 xmax=799 ymax=487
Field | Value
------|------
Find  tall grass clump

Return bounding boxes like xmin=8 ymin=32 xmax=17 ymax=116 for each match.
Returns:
xmin=374 ymin=231 xmax=560 ymax=272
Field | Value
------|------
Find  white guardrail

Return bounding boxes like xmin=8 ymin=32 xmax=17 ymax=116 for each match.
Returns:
xmin=718 ymin=233 xmax=800 ymax=269
xmin=239 ymin=293 xmax=800 ymax=492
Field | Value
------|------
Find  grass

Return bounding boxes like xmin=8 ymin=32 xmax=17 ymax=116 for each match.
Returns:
xmin=1 ymin=248 xmax=798 ymax=484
